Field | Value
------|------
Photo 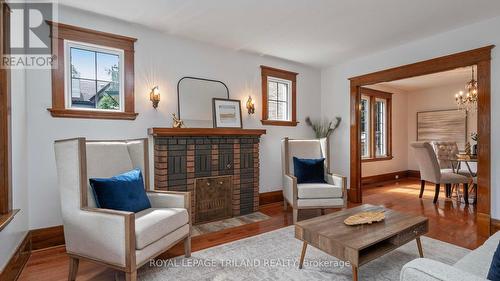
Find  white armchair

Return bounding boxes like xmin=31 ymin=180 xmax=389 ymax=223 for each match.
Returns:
xmin=281 ymin=136 xmax=347 ymax=223
xmin=54 ymin=138 xmax=191 ymax=281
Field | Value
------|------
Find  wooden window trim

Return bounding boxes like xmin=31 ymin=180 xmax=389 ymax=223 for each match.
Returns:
xmin=260 ymin=65 xmax=298 ymax=126
xmin=0 ymin=1 xmax=12 ymax=221
xmin=360 ymin=87 xmax=392 ymax=162
xmin=46 ymin=21 xmax=138 ymax=120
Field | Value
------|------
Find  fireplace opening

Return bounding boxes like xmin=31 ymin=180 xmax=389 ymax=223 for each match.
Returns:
xmin=195 ymin=176 xmax=233 ymax=224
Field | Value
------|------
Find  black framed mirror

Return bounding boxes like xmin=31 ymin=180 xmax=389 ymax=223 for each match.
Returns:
xmin=177 ymin=76 xmax=230 ymax=127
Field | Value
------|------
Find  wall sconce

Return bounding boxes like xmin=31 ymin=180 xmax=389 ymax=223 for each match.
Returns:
xmin=246 ymin=96 xmax=255 ymax=114
xmin=150 ymin=86 xmax=160 ymax=109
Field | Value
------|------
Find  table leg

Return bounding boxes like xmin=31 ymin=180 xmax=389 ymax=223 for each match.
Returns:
xmin=416 ymin=237 xmax=424 ymax=258
xmin=299 ymin=242 xmax=307 ymax=269
xmin=463 ymin=183 xmax=469 ymax=205
xmin=352 ymin=265 xmax=358 ymax=281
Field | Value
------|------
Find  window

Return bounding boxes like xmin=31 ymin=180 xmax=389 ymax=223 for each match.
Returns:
xmin=48 ymin=22 xmax=137 ymax=120
xmin=261 ymin=65 xmax=298 ymax=126
xmin=66 ymin=42 xmax=123 ymax=111
xmin=360 ymin=96 xmax=370 ymax=158
xmin=267 ymin=77 xmax=291 ymax=121
xmin=360 ymin=87 xmax=392 ymax=162
xmin=374 ymin=99 xmax=386 ymax=157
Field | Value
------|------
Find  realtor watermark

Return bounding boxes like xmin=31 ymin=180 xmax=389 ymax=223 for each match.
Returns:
xmin=149 ymin=258 xmax=350 ymax=269
xmin=2 ymin=1 xmax=57 ymax=69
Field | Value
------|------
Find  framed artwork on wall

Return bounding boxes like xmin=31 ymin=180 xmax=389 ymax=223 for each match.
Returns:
xmin=417 ymin=109 xmax=467 ymax=149
xmin=212 ymin=98 xmax=243 ymax=128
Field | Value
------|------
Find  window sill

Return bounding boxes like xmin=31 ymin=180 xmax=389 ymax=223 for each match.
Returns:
xmin=261 ymin=120 xmax=299 ymax=126
xmin=362 ymin=156 xmax=393 ymax=163
xmin=0 ymin=209 xmax=20 ymax=232
xmin=48 ymin=108 xmax=138 ymax=120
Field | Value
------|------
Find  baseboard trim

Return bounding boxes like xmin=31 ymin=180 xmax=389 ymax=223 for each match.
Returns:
xmin=259 ymin=191 xmax=283 ymax=206
xmin=407 ymin=170 xmax=421 ymax=178
xmin=0 ymin=232 xmax=31 ymax=281
xmin=362 ymin=170 xmax=410 ymax=186
xmin=30 ymin=225 xmax=65 ymax=251
xmin=491 ymin=218 xmax=500 ymax=234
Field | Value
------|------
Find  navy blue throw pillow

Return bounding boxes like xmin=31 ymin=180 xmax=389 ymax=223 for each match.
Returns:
xmin=89 ymin=169 xmax=151 ymax=213
xmin=293 ymin=157 xmax=327 ymax=184
xmin=488 ymin=241 xmax=500 ymax=281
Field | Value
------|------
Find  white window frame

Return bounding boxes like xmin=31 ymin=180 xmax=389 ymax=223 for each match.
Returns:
xmin=266 ymin=76 xmax=292 ymax=121
xmin=64 ymin=40 xmax=125 ymax=112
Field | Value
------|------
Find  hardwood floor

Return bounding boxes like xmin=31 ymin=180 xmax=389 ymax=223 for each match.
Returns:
xmin=18 ymin=179 xmax=486 ymax=281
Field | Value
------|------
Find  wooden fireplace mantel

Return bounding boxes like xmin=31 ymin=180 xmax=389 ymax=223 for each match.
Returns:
xmin=148 ymin=127 xmax=267 ymax=137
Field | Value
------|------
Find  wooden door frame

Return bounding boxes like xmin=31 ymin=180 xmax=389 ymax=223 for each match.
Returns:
xmin=349 ymin=45 xmax=494 ymax=237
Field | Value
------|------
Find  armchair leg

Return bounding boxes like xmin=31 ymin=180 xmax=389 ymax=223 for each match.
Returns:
xmin=433 ymin=183 xmax=440 ymax=204
xmin=292 ymin=209 xmax=298 ymax=224
xmin=184 ymin=235 xmax=191 ymax=258
xmin=68 ymin=257 xmax=79 ymax=281
xmin=125 ymin=271 xmax=137 ymax=281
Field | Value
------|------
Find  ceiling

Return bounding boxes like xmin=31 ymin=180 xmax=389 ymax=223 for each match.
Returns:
xmin=56 ymin=0 xmax=500 ymax=67
xmin=368 ymin=66 xmax=473 ymax=92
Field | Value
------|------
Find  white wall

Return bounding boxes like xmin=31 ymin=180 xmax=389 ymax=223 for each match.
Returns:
xmin=25 ymin=6 xmax=321 ymax=229
xmin=0 ymin=68 xmax=30 ymax=270
xmin=406 ymin=83 xmax=478 ymax=171
xmin=321 ymin=15 xmax=500 ymax=219
xmin=361 ymin=86 xmax=408 ymax=177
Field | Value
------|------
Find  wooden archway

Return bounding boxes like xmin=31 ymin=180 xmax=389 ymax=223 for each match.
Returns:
xmin=348 ymin=46 xmax=494 ymax=237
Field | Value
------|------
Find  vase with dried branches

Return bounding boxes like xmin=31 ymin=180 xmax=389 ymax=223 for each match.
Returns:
xmin=305 ymin=116 xmax=342 ymax=138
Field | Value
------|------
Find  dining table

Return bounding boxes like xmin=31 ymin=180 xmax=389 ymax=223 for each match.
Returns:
xmin=451 ymin=154 xmax=477 ymax=177
xmin=438 ymin=154 xmax=477 ymax=204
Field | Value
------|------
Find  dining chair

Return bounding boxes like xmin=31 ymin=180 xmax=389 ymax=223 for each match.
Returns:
xmin=431 ymin=141 xmax=472 ymax=175
xmin=410 ymin=142 xmax=470 ymax=204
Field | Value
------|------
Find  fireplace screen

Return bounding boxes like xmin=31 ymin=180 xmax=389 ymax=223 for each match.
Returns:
xmin=195 ymin=176 xmax=233 ymax=224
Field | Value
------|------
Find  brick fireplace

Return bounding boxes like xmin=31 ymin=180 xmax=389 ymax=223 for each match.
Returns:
xmin=148 ymin=128 xmax=266 ymax=224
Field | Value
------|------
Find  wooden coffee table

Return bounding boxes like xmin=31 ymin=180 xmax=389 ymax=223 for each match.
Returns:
xmin=295 ymin=204 xmax=428 ymax=281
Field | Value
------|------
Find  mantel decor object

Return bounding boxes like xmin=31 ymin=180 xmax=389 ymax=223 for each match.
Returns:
xmin=212 ymin=98 xmax=243 ymax=128
xmin=172 ymin=113 xmax=185 ymax=128
xmin=344 ymin=210 xmax=385 ymax=226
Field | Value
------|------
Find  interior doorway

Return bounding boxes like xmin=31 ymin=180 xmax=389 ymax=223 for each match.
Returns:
xmin=348 ymin=46 xmax=494 ymax=237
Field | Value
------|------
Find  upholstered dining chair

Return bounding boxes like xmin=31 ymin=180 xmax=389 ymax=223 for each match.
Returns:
xmin=410 ymin=142 xmax=470 ymax=204
xmin=431 ymin=141 xmax=472 ymax=175
xmin=54 ymin=138 xmax=191 ymax=281
xmin=281 ymin=136 xmax=347 ymax=223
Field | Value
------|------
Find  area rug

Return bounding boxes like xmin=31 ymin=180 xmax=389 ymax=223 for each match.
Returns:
xmin=192 ymin=212 xmax=270 ymax=237
xmin=134 ymin=226 xmax=470 ymax=281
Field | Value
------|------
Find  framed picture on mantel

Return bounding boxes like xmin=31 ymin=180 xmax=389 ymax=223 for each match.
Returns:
xmin=212 ymin=98 xmax=243 ymax=128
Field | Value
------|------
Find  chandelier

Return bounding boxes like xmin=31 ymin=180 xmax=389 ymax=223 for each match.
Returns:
xmin=455 ymin=66 xmax=478 ymax=112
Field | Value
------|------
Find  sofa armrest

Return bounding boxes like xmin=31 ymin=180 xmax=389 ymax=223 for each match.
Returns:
xmin=65 ymin=207 xmax=135 ymax=268
xmin=400 ymin=258 xmax=486 ymax=281
xmin=283 ymin=174 xmax=297 ymax=207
